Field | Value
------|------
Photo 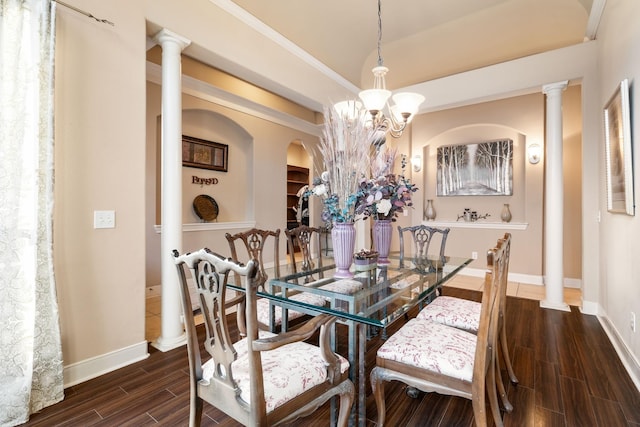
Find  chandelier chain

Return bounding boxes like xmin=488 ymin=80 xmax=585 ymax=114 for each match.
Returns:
xmin=377 ymin=0 xmax=383 ymax=67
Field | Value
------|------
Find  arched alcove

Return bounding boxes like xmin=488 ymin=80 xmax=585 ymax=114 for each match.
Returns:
xmin=421 ymin=124 xmax=529 ymax=222
xmin=286 ymin=141 xmax=312 ymax=249
xmin=181 ymin=109 xmax=253 ymax=223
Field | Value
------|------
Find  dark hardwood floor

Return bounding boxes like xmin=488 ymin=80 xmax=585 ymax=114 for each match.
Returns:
xmin=23 ymin=288 xmax=640 ymax=426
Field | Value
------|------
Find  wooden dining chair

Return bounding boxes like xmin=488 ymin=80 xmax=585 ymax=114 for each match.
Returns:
xmin=416 ymin=233 xmax=517 ymax=411
xmin=173 ymin=248 xmax=354 ymax=427
xmin=397 ymin=224 xmax=450 ymax=269
xmin=370 ymin=235 xmax=510 ymax=427
xmin=284 ymin=224 xmax=324 ymax=282
xmin=226 ymin=228 xmax=326 ymax=331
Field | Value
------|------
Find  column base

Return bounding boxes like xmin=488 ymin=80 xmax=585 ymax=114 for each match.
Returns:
xmin=151 ymin=332 xmax=187 ymax=352
xmin=539 ymin=299 xmax=571 ymax=312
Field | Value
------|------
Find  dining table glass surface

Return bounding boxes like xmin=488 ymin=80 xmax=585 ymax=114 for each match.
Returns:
xmin=259 ymin=252 xmax=473 ymax=327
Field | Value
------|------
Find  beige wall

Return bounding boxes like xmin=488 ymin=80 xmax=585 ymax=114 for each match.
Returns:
xmin=54 ymin=2 xmax=148 ymax=370
xmin=597 ymin=0 xmax=640 ymax=370
xmin=409 ymin=89 xmax=582 ymax=281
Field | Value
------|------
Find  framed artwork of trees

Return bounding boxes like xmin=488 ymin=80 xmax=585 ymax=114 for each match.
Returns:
xmin=604 ymin=79 xmax=634 ymax=215
xmin=437 ymin=139 xmax=513 ymax=196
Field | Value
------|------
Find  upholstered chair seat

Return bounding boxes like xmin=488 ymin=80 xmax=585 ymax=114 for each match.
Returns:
xmin=376 ymin=318 xmax=477 ymax=382
xmin=203 ymin=336 xmax=350 ymax=413
xmin=416 ymin=295 xmax=481 ymax=332
xmin=255 ymin=293 xmax=327 ymax=327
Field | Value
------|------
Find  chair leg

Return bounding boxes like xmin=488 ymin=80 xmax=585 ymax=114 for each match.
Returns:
xmin=190 ymin=396 xmax=203 ymax=427
xmin=486 ymin=359 xmax=504 ymax=427
xmin=495 ymin=351 xmax=514 ymax=413
xmin=500 ymin=325 xmax=519 ymax=384
xmin=370 ymin=367 xmax=387 ymax=427
xmin=471 ymin=385 xmax=488 ymax=427
xmin=337 ymin=380 xmax=355 ymax=427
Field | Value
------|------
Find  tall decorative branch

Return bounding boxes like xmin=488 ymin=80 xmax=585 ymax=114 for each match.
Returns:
xmin=310 ymin=105 xmax=374 ymax=223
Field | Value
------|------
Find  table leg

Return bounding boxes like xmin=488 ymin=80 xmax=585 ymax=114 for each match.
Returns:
xmin=358 ymin=322 xmax=366 ymax=427
xmin=330 ymin=321 xmax=337 ymax=427
xmin=348 ymin=320 xmax=357 ymax=426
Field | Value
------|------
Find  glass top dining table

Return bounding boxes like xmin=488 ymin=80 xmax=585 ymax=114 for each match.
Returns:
xmin=265 ymin=252 xmax=472 ymax=329
xmin=259 ymin=251 xmax=473 ymax=427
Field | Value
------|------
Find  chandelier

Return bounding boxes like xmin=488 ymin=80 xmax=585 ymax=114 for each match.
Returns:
xmin=335 ymin=0 xmax=424 ymax=143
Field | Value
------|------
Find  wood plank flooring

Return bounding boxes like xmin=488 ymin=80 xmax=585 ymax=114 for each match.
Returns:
xmin=24 ymin=288 xmax=640 ymax=426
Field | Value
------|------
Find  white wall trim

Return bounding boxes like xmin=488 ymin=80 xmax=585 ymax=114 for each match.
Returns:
xmin=153 ymin=221 xmax=255 ymax=233
xmin=598 ymin=310 xmax=640 ymax=393
xmin=460 ymin=267 xmax=581 ymax=288
xmin=423 ymin=220 xmax=529 ymax=230
xmin=207 ymin=0 xmax=359 ymax=96
xmin=580 ymin=300 xmax=599 ymax=316
xmin=63 ymin=341 xmax=149 ymax=388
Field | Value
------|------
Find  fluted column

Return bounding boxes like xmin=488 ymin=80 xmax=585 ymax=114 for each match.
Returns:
xmin=152 ymin=29 xmax=191 ymax=351
xmin=541 ymin=81 xmax=570 ymax=312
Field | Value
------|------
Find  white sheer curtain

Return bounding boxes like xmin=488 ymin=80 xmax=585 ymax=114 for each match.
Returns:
xmin=0 ymin=0 xmax=63 ymax=425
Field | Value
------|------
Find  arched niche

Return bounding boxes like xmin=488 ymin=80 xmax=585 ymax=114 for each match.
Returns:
xmin=420 ymin=124 xmax=529 ymax=222
xmin=181 ymin=109 xmax=253 ymax=223
xmin=286 ymin=140 xmax=312 ymax=232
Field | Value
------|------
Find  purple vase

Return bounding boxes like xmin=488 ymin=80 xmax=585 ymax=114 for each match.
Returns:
xmin=373 ymin=219 xmax=392 ymax=265
xmin=331 ymin=222 xmax=356 ymax=278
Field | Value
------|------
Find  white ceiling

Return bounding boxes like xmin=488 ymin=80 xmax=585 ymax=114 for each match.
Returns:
xmin=230 ymin=0 xmax=598 ymax=89
xmin=149 ymin=0 xmax=605 ymax=114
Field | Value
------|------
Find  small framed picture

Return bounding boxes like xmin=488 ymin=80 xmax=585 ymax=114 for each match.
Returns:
xmin=604 ymin=79 xmax=634 ymax=215
xmin=182 ymin=135 xmax=228 ymax=172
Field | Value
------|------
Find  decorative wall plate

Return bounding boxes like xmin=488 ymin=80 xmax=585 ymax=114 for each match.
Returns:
xmin=193 ymin=194 xmax=219 ymax=221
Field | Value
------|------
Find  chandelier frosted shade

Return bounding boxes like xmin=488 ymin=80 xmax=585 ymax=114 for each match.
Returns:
xmin=391 ymin=92 xmax=425 ymax=118
xmin=358 ymin=88 xmax=392 ymax=113
xmin=334 ymin=100 xmax=363 ymax=120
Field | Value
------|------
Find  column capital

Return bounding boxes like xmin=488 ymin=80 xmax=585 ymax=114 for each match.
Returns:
xmin=152 ymin=29 xmax=191 ymax=51
xmin=542 ymin=80 xmax=569 ymax=95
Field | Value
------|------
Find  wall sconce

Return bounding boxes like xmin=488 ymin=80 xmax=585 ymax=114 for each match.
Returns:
xmin=528 ymin=143 xmax=542 ymax=164
xmin=411 ymin=155 xmax=422 ymax=172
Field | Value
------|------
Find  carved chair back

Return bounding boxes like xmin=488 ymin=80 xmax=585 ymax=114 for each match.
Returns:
xmin=285 ymin=225 xmax=324 ymax=283
xmin=225 ymin=228 xmax=280 ymax=290
xmin=397 ymin=224 xmax=450 ymax=267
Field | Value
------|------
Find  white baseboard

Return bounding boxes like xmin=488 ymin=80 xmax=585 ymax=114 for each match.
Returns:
xmin=459 ymin=268 xmax=581 ymax=288
xmin=580 ymin=300 xmax=599 ymax=316
xmin=63 ymin=341 xmax=149 ymax=388
xmin=598 ymin=310 xmax=640 ymax=393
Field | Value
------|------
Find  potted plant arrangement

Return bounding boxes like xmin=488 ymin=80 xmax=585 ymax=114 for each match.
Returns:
xmin=355 ymin=148 xmax=418 ymax=264
xmin=307 ymin=103 xmax=373 ymax=278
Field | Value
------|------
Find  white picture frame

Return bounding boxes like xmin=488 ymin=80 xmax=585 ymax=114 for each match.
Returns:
xmin=604 ymin=79 xmax=635 ymax=215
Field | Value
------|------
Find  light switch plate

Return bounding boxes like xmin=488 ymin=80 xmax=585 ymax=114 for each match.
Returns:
xmin=94 ymin=210 xmax=115 ymax=229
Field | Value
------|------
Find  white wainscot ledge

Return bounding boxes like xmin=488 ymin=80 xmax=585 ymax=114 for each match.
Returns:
xmin=422 ymin=220 xmax=528 ymax=231
xmin=154 ymin=221 xmax=256 ymax=233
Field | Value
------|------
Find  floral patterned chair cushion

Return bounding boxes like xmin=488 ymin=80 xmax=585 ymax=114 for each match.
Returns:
xmin=203 ymin=338 xmax=350 ymax=413
xmin=319 ymin=279 xmax=363 ymax=298
xmin=416 ymin=295 xmax=480 ymax=333
xmin=376 ymin=318 xmax=477 ymax=381
xmin=256 ymin=293 xmax=327 ymax=327
xmin=389 ymin=274 xmax=421 ymax=289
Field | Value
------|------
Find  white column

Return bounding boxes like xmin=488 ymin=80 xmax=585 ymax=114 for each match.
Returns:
xmin=541 ymin=81 xmax=570 ymax=312
xmin=152 ymin=29 xmax=191 ymax=351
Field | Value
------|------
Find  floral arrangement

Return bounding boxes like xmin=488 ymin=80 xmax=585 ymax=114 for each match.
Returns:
xmin=307 ymin=104 xmax=373 ymax=224
xmin=353 ymin=249 xmax=379 ymax=261
xmin=355 ymin=147 xmax=418 ymax=221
